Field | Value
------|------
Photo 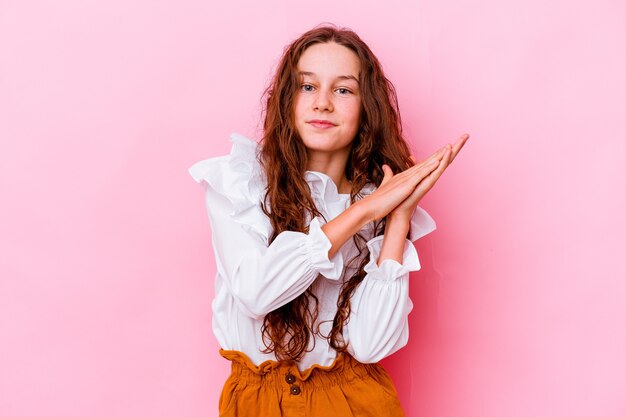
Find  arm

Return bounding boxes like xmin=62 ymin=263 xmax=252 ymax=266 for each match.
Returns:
xmin=343 ymin=213 xmax=429 ymax=363
xmin=343 ymin=206 xmax=439 ymax=362
xmin=322 ymin=199 xmax=373 ymax=259
xmin=321 ymin=154 xmax=444 ymax=260
xmin=202 ymin=185 xmax=345 ymax=320
xmin=373 ymin=133 xmax=469 ymax=265
xmin=342 ymin=135 xmax=469 ymax=362
xmin=192 ymin=154 xmax=390 ymax=321
xmin=322 ymin=133 xmax=468 ymax=261
xmin=190 ymin=134 xmax=352 ymax=320
xmin=375 ymin=214 xmax=410 ymax=266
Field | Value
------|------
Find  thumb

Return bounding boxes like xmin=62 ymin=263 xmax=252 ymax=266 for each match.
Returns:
xmin=381 ymin=164 xmax=394 ymax=186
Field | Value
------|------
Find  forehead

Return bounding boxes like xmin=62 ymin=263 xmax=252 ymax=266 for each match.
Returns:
xmin=297 ymin=42 xmax=360 ymax=79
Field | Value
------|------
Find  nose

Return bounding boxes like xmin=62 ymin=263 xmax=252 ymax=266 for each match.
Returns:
xmin=313 ymin=89 xmax=333 ymax=112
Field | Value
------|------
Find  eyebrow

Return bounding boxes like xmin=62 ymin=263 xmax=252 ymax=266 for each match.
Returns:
xmin=298 ymin=71 xmax=359 ymax=83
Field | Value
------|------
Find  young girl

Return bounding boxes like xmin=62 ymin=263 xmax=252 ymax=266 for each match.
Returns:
xmin=189 ymin=25 xmax=468 ymax=417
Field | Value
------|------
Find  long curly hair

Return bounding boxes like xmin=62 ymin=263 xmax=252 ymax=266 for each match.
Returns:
xmin=257 ymin=24 xmax=415 ymax=361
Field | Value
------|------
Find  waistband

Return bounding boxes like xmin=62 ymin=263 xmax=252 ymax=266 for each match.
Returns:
xmin=219 ymin=349 xmax=382 ymax=391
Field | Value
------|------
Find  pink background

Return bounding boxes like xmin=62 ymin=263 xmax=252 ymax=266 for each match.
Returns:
xmin=2 ymin=0 xmax=625 ymax=416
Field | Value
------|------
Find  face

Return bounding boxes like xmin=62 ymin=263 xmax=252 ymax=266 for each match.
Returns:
xmin=293 ymin=42 xmax=362 ymax=157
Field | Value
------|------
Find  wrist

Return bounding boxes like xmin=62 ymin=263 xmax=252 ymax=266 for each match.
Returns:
xmin=385 ymin=214 xmax=410 ymax=233
xmin=352 ymin=198 xmax=376 ymax=224
xmin=378 ymin=215 xmax=410 ymax=266
xmin=387 ymin=210 xmax=412 ymax=224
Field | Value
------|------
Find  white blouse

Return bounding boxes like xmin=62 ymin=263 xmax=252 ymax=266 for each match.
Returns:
xmin=188 ymin=132 xmax=437 ymax=372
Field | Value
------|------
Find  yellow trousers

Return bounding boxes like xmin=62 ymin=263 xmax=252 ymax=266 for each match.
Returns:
xmin=218 ymin=349 xmax=406 ymax=416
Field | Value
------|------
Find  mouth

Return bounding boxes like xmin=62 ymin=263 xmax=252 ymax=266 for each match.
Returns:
xmin=307 ymin=120 xmax=337 ymax=129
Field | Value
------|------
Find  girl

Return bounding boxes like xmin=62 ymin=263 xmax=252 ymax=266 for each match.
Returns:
xmin=189 ymin=24 xmax=468 ymax=417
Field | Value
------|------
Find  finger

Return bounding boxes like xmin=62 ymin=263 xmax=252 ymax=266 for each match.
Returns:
xmin=410 ymin=157 xmax=441 ymax=184
xmin=380 ymin=164 xmax=394 ymax=187
xmin=449 ymin=133 xmax=469 ymax=164
xmin=402 ymin=149 xmax=452 ymax=205
xmin=396 ymin=158 xmax=439 ymax=192
xmin=450 ymin=134 xmax=468 ymax=161
xmin=416 ymin=147 xmax=452 ymax=190
xmin=406 ymin=146 xmax=447 ymax=174
xmin=426 ymin=147 xmax=453 ymax=183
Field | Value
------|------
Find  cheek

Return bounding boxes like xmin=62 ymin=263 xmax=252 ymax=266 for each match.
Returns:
xmin=293 ymin=93 xmax=303 ymax=110
xmin=345 ymin=102 xmax=362 ymax=127
xmin=293 ymin=98 xmax=301 ymax=119
xmin=355 ymin=104 xmax=363 ymax=122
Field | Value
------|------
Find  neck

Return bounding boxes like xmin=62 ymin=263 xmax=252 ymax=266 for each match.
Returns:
xmin=306 ymin=149 xmax=351 ymax=194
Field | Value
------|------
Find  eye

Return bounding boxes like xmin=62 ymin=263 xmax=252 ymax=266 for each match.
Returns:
xmin=336 ymin=88 xmax=352 ymax=95
xmin=301 ymin=84 xmax=315 ymax=92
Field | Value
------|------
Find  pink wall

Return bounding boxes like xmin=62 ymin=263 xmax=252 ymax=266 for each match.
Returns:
xmin=2 ymin=0 xmax=625 ymax=416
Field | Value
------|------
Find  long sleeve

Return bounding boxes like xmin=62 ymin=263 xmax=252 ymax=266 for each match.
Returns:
xmin=344 ymin=206 xmax=436 ymax=363
xmin=203 ymin=188 xmax=344 ymax=319
xmin=189 ymin=133 xmax=344 ymax=320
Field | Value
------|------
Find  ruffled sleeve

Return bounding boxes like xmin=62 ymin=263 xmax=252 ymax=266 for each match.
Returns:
xmin=409 ymin=206 xmax=437 ymax=241
xmin=343 ymin=205 xmax=436 ymax=363
xmin=343 ymin=238 xmax=416 ymax=363
xmin=188 ymin=132 xmax=271 ymax=242
xmin=188 ymin=133 xmax=344 ymax=320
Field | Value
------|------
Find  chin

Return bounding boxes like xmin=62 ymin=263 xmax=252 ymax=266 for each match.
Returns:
xmin=304 ymin=143 xmax=353 ymax=155
xmin=300 ymin=133 xmax=354 ymax=152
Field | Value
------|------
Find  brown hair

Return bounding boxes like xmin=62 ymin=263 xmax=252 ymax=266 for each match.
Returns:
xmin=257 ymin=24 xmax=414 ymax=361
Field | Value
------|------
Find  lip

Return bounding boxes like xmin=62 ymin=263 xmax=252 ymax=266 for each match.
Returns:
xmin=307 ymin=119 xmax=337 ymax=129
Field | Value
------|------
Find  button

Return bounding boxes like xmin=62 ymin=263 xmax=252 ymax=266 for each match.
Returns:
xmin=290 ymin=384 xmax=301 ymax=395
xmin=285 ymin=373 xmax=296 ymax=384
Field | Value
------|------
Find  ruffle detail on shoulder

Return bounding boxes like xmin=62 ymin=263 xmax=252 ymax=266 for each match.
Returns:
xmin=188 ymin=132 xmax=271 ymax=243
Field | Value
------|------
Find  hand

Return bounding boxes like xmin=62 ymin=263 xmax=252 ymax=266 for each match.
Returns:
xmin=362 ymin=143 xmax=449 ymax=221
xmin=382 ymin=133 xmax=470 ymax=221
